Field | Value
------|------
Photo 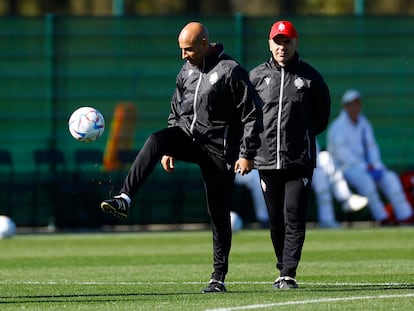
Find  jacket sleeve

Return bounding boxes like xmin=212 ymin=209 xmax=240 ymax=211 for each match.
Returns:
xmin=168 ymin=73 xmax=183 ymax=127
xmin=312 ymin=74 xmax=331 ymax=135
xmin=362 ymin=118 xmax=384 ymax=169
xmin=231 ymin=65 xmax=263 ymax=159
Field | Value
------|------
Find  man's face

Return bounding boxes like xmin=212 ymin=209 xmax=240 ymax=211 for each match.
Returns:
xmin=268 ymin=35 xmax=298 ymax=66
xmin=178 ymin=35 xmax=206 ymax=67
xmin=344 ymin=98 xmax=362 ymax=123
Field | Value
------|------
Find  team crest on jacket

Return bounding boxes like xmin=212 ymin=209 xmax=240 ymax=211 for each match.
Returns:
xmin=188 ymin=69 xmax=194 ymax=76
xmin=209 ymin=72 xmax=219 ymax=85
xmin=265 ymin=77 xmax=271 ymax=85
xmin=294 ymin=77 xmax=304 ymax=90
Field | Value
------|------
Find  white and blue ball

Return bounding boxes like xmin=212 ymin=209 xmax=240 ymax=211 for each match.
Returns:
xmin=68 ymin=107 xmax=105 ymax=142
xmin=0 ymin=215 xmax=16 ymax=239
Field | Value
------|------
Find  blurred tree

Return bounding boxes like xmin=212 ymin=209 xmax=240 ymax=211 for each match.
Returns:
xmin=280 ymin=0 xmax=296 ymax=14
xmin=367 ymin=0 xmax=414 ymax=15
xmin=297 ymin=0 xmax=352 ymax=15
xmin=0 ymin=0 xmax=414 ymax=16
xmin=125 ymin=0 xmax=184 ymax=15
xmin=229 ymin=0 xmax=279 ymax=15
xmin=4 ymin=0 xmax=18 ymax=15
xmin=184 ymin=0 xmax=199 ymax=14
xmin=1 ymin=0 xmax=70 ymax=15
xmin=198 ymin=0 xmax=231 ymax=15
xmin=69 ymin=0 xmax=112 ymax=15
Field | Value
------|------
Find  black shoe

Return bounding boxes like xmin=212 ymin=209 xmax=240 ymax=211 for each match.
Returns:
xmin=201 ymin=279 xmax=226 ymax=293
xmin=100 ymin=196 xmax=129 ymax=218
xmin=273 ymin=276 xmax=298 ymax=289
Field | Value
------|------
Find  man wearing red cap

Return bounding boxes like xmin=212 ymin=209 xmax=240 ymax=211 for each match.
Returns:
xmin=250 ymin=20 xmax=331 ymax=289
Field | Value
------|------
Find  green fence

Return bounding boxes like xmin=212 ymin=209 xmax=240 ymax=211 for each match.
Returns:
xmin=0 ymin=15 xmax=413 ymax=227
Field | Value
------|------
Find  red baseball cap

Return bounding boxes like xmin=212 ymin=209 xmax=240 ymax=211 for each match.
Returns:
xmin=269 ymin=21 xmax=298 ymax=39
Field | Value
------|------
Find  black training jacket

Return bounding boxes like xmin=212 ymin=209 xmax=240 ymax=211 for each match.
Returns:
xmin=249 ymin=53 xmax=331 ymax=172
xmin=168 ymin=43 xmax=263 ymax=162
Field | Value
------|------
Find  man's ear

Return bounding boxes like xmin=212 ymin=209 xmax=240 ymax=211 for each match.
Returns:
xmin=201 ymin=37 xmax=208 ymax=48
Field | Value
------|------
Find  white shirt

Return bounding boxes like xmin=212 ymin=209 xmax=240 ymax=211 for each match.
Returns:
xmin=327 ymin=110 xmax=384 ymax=171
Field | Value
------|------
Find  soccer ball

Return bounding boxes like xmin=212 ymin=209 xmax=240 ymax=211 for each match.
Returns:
xmin=0 ymin=215 xmax=16 ymax=239
xmin=68 ymin=107 xmax=105 ymax=142
xmin=230 ymin=211 xmax=243 ymax=233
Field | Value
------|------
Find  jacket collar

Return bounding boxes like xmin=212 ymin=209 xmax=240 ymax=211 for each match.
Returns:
xmin=269 ymin=52 xmax=300 ymax=70
xmin=201 ymin=43 xmax=225 ymax=72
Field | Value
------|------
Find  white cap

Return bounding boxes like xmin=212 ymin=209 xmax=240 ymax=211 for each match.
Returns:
xmin=341 ymin=89 xmax=361 ymax=105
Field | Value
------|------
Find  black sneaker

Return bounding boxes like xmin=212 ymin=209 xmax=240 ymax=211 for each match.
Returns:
xmin=201 ymin=279 xmax=226 ymax=293
xmin=272 ymin=276 xmax=298 ymax=289
xmin=100 ymin=196 xmax=129 ymax=218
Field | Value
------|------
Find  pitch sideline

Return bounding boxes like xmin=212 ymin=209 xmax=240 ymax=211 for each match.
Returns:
xmin=0 ymin=280 xmax=411 ymax=287
xmin=205 ymin=293 xmax=414 ymax=311
xmin=1 ymin=280 xmax=412 ymax=310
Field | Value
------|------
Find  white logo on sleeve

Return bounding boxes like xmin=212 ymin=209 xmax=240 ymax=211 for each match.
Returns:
xmin=209 ymin=72 xmax=218 ymax=85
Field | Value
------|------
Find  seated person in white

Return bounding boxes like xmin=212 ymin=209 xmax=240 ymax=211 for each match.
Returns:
xmin=327 ymin=89 xmax=414 ymax=226
xmin=235 ymin=169 xmax=269 ymax=228
xmin=312 ymin=141 xmax=368 ymax=228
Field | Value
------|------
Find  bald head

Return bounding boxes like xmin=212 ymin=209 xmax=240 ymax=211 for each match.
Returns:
xmin=178 ymin=22 xmax=211 ymax=67
xmin=179 ymin=22 xmax=209 ymax=45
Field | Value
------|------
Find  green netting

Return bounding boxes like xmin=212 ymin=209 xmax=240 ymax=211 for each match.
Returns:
xmin=1 ymin=15 xmax=414 ymax=226
xmin=1 ymin=15 xmax=413 ymax=172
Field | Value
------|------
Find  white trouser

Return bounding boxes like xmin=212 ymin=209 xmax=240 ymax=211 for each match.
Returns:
xmin=343 ymin=167 xmax=413 ymax=221
xmin=312 ymin=166 xmax=336 ymax=224
xmin=313 ymin=151 xmax=357 ymax=224
xmin=235 ymin=169 xmax=268 ymax=222
xmin=317 ymin=151 xmax=353 ymax=202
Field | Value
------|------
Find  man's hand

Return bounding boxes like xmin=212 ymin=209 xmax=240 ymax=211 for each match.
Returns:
xmin=368 ymin=167 xmax=383 ymax=182
xmin=161 ymin=155 xmax=175 ymax=173
xmin=367 ymin=164 xmax=383 ymax=182
xmin=234 ymin=158 xmax=254 ymax=175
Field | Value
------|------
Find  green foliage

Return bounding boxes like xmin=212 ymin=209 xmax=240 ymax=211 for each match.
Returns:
xmin=0 ymin=228 xmax=413 ymax=310
xmin=3 ymin=0 xmax=414 ymax=16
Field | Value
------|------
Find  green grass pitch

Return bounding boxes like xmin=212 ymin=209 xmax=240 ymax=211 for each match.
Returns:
xmin=0 ymin=227 xmax=413 ymax=310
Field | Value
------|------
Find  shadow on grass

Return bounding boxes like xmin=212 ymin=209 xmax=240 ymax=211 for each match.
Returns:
xmin=0 ymin=291 xmax=233 ymax=304
xmin=211 ymin=283 xmax=414 ymax=294
xmin=1 ymin=284 xmax=413 ymax=304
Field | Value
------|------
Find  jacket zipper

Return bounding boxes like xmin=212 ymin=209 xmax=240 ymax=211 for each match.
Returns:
xmin=190 ymin=71 xmax=203 ymax=134
xmin=223 ymin=125 xmax=228 ymax=156
xmin=306 ymin=130 xmax=311 ymax=158
xmin=276 ymin=67 xmax=285 ymax=169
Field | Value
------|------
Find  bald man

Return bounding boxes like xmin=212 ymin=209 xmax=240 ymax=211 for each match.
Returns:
xmin=101 ymin=22 xmax=263 ymax=293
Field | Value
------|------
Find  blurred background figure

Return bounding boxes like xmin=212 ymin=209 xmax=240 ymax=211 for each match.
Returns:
xmin=328 ymin=89 xmax=414 ymax=226
xmin=312 ymin=141 xmax=368 ymax=228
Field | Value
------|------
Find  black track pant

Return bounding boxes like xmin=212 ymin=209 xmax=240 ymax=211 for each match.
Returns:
xmin=121 ymin=126 xmax=234 ymax=281
xmin=258 ymin=169 xmax=312 ymax=278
